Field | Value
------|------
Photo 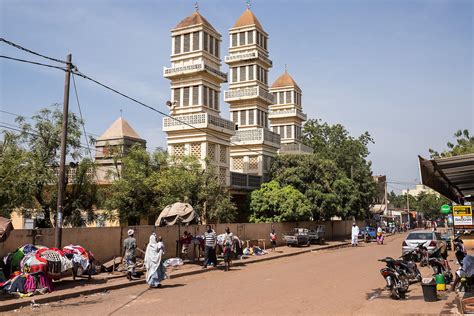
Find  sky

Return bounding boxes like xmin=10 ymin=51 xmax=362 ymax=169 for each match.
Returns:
xmin=0 ymin=0 xmax=472 ymax=192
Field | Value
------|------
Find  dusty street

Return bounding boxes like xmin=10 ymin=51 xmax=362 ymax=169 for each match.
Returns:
xmin=13 ymin=233 xmax=458 ymax=315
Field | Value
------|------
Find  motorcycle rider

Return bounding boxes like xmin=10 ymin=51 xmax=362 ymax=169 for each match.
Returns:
xmin=376 ymin=226 xmax=384 ymax=245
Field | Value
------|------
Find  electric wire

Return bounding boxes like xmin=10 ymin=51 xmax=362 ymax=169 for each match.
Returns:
xmin=0 ymin=38 xmax=68 ymax=65
xmin=0 ymin=55 xmax=68 ymax=71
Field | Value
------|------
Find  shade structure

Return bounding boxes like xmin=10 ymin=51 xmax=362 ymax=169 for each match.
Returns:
xmin=0 ymin=217 xmax=14 ymax=242
xmin=155 ymin=202 xmax=197 ymax=227
xmin=419 ymin=153 xmax=474 ymax=203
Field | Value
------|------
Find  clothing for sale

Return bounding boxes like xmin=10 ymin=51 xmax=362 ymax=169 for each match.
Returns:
xmin=63 ymin=245 xmax=90 ymax=271
xmin=36 ymin=248 xmax=63 ymax=277
xmin=163 ymin=257 xmax=184 ymax=267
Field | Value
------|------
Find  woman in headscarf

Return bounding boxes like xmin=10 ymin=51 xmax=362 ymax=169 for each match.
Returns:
xmin=144 ymin=233 xmax=167 ymax=288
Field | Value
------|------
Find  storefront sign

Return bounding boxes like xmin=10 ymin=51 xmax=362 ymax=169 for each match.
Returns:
xmin=453 ymin=205 xmax=473 ymax=228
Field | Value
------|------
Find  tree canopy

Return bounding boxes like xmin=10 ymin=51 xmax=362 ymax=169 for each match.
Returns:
xmin=249 ymin=180 xmax=312 ymax=223
xmin=388 ymin=190 xmax=450 ymax=220
xmin=249 ymin=119 xmax=376 ymax=222
xmin=104 ymin=146 xmax=236 ymax=225
xmin=429 ymin=129 xmax=474 ymax=158
xmin=0 ymin=106 xmax=98 ymax=227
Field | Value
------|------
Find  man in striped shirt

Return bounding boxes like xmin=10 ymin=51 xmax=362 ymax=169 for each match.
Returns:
xmin=203 ymin=225 xmax=217 ymax=268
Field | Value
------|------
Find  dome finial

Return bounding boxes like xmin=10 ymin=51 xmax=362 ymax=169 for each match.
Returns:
xmin=285 ymin=64 xmax=288 ymax=72
xmin=194 ymin=1 xmax=199 ymax=12
xmin=246 ymin=0 xmax=251 ymax=10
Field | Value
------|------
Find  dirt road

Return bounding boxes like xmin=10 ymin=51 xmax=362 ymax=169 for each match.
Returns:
xmin=13 ymin=233 xmax=458 ymax=315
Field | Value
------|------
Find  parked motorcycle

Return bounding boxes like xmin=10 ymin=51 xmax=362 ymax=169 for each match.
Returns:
xmin=396 ymin=255 xmax=422 ymax=283
xmin=428 ymin=248 xmax=453 ymax=284
xmin=402 ymin=244 xmax=429 ymax=267
xmin=378 ymin=257 xmax=410 ymax=299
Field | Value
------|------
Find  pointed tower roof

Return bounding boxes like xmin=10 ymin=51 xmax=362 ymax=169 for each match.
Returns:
xmin=271 ymin=70 xmax=300 ymax=90
xmin=98 ymin=117 xmax=143 ymax=141
xmin=233 ymin=9 xmax=264 ymax=30
xmin=175 ymin=11 xmax=217 ymax=32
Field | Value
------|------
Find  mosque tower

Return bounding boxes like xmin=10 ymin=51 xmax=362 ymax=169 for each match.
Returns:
xmin=224 ymin=8 xmax=280 ymax=179
xmin=162 ymin=9 xmax=235 ymax=185
xmin=269 ymin=70 xmax=313 ymax=154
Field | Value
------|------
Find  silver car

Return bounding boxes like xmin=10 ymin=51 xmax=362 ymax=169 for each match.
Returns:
xmin=402 ymin=231 xmax=447 ymax=257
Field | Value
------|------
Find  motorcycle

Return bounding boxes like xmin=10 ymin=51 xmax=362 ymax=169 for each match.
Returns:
xmin=402 ymin=244 xmax=429 ymax=267
xmin=379 ymin=257 xmax=410 ymax=299
xmin=397 ymin=253 xmax=422 ymax=283
xmin=454 ymin=235 xmax=466 ymax=266
xmin=428 ymin=248 xmax=453 ymax=284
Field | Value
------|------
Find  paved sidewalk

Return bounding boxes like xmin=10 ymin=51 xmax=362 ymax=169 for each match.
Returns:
xmin=0 ymin=238 xmax=355 ymax=312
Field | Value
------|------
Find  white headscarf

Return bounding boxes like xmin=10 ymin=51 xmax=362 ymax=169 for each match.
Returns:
xmin=144 ymin=233 xmax=163 ymax=283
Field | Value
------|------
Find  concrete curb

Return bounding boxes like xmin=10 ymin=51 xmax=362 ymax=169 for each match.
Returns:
xmin=0 ymin=241 xmax=353 ymax=312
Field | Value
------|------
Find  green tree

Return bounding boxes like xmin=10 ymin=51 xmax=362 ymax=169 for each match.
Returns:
xmin=105 ymin=147 xmax=237 ymax=224
xmin=104 ymin=145 xmax=160 ymax=225
xmin=302 ymin=119 xmax=376 ymax=215
xmin=429 ymin=129 xmax=474 ymax=158
xmin=0 ymin=106 xmax=97 ymax=227
xmin=414 ymin=192 xmax=450 ymax=220
xmin=249 ymin=180 xmax=312 ymax=223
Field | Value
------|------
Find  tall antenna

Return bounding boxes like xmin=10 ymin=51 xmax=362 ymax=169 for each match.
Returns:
xmin=120 ymin=109 xmax=123 ymax=118
xmin=246 ymin=0 xmax=251 ymax=10
xmin=194 ymin=1 xmax=199 ymax=12
xmin=285 ymin=64 xmax=288 ymax=72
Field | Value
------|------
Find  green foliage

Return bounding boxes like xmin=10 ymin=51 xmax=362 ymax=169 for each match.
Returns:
xmin=105 ymin=146 xmax=237 ymax=225
xmin=0 ymin=106 xmax=97 ymax=227
xmin=388 ymin=191 xmax=450 ymax=220
xmin=249 ymin=181 xmax=312 ymax=223
xmin=253 ymin=119 xmax=376 ymax=222
xmin=429 ymin=129 xmax=474 ymax=158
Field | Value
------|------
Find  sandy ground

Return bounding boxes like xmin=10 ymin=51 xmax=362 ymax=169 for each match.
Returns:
xmin=11 ymin=233 xmax=458 ymax=315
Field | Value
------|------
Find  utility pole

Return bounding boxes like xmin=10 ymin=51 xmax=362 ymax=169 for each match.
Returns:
xmin=406 ymin=187 xmax=410 ymax=229
xmin=384 ymin=180 xmax=388 ymax=216
xmin=55 ymin=54 xmax=72 ymax=249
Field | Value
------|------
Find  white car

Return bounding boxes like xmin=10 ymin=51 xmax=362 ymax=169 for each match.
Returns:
xmin=402 ymin=231 xmax=447 ymax=258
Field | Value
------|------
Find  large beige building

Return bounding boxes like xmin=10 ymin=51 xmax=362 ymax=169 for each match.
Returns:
xmin=225 ymin=9 xmax=280 ymax=180
xmin=269 ymin=70 xmax=312 ymax=154
xmin=162 ymin=11 xmax=236 ymax=185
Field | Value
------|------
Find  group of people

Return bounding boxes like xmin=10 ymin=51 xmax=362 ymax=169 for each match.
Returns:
xmin=122 ymin=229 xmax=168 ymax=288
xmin=350 ymin=223 xmax=385 ymax=246
xmin=123 ymin=225 xmax=279 ymax=286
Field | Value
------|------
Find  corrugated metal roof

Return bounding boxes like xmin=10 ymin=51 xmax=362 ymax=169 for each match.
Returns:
xmin=419 ymin=153 xmax=474 ymax=203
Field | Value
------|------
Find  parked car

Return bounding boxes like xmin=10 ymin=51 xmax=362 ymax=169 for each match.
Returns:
xmin=402 ymin=231 xmax=447 ymax=258
xmin=282 ymin=228 xmax=310 ymax=247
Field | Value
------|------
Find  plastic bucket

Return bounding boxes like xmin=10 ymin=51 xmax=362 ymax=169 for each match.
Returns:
xmin=435 ymin=274 xmax=446 ymax=291
xmin=421 ymin=279 xmax=438 ymax=302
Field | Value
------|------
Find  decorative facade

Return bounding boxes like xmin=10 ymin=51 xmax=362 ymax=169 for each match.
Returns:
xmin=269 ymin=70 xmax=312 ymax=154
xmin=162 ymin=11 xmax=235 ymax=185
xmin=95 ymin=117 xmax=146 ymax=183
xmin=225 ymin=9 xmax=280 ymax=179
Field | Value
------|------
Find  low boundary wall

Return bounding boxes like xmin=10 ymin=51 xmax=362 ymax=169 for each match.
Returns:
xmin=0 ymin=220 xmax=364 ymax=263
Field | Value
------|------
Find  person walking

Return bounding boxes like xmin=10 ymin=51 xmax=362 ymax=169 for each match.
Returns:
xmin=144 ymin=233 xmax=167 ymax=288
xmin=351 ymin=223 xmax=359 ymax=247
xmin=223 ymin=227 xmax=234 ymax=272
xmin=180 ymin=231 xmax=192 ymax=260
xmin=123 ymin=229 xmax=137 ymax=281
xmin=376 ymin=226 xmax=384 ymax=245
xmin=270 ymin=228 xmax=277 ymax=252
xmin=203 ymin=225 xmax=217 ymax=269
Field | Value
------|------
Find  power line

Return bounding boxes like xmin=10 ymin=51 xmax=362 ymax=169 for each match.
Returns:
xmin=0 ymin=38 xmax=68 ymax=65
xmin=0 ymin=122 xmax=100 ymax=153
xmin=72 ymin=69 xmax=267 ymax=157
xmin=0 ymin=55 xmax=68 ymax=71
xmin=0 ymin=109 xmax=101 ymax=137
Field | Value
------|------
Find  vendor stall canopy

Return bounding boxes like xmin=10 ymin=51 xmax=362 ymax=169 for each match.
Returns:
xmin=155 ymin=202 xmax=197 ymax=226
xmin=419 ymin=153 xmax=474 ymax=203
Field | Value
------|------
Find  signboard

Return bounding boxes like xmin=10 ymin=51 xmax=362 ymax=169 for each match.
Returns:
xmin=453 ymin=205 xmax=473 ymax=228
xmin=440 ymin=204 xmax=451 ymax=214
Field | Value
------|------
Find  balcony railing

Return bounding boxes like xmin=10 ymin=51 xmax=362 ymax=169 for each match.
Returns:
xmin=224 ymin=86 xmax=274 ymax=104
xmin=279 ymin=142 xmax=313 ymax=154
xmin=225 ymin=50 xmax=272 ymax=67
xmin=163 ymin=113 xmax=235 ymax=132
xmin=230 ymin=172 xmax=262 ymax=190
xmin=225 ymin=51 xmax=257 ymax=63
xmin=163 ymin=62 xmax=227 ymax=81
xmin=231 ymin=128 xmax=280 ymax=146
xmin=268 ymin=108 xmax=307 ymax=120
